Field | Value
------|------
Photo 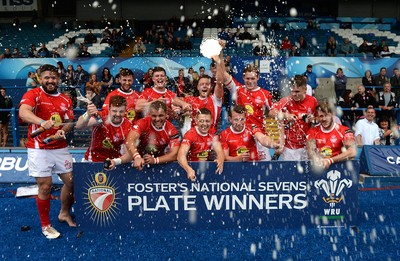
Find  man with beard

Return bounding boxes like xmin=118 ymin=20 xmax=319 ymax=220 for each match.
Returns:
xmin=269 ymin=75 xmax=318 ymax=161
xmin=220 ymin=104 xmax=281 ymax=161
xmin=306 ymin=102 xmax=356 ymax=169
xmin=102 ymin=68 xmax=140 ymax=124
xmin=19 ymin=64 xmax=75 ymax=239
xmin=110 ymin=100 xmax=180 ymax=170
xmin=178 ymin=108 xmax=224 ymax=181
xmin=135 ymin=66 xmax=191 ymax=118
xmin=76 ymin=95 xmax=131 ymax=163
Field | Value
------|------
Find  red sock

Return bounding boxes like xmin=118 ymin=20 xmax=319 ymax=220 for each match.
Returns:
xmin=36 ymin=196 xmax=51 ymax=227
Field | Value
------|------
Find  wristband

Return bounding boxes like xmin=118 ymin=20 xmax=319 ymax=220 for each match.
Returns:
xmin=113 ymin=158 xmax=122 ymax=166
xmin=329 ymin=158 xmax=334 ymax=164
xmin=223 ymin=76 xmax=233 ymax=86
xmin=155 ymin=157 xmax=159 ymax=164
xmin=133 ymin=153 xmax=141 ymax=159
xmin=82 ymin=112 xmax=90 ymax=122
xmin=39 ymin=120 xmax=45 ymax=126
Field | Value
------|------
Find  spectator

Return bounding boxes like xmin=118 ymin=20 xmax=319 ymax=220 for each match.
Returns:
xmin=78 ymin=45 xmax=91 ymax=58
xmin=390 ymin=68 xmax=400 ymax=87
xmin=353 ymin=85 xmax=376 ymax=119
xmin=177 ymin=108 xmax=224 ymax=181
xmin=173 ymin=68 xmax=192 ymax=97
xmin=379 ymin=45 xmax=392 ymax=58
xmin=76 ymin=95 xmax=130 ymax=163
xmin=140 ymin=68 xmax=153 ymax=88
xmin=358 ymin=39 xmax=370 ymax=54
xmin=370 ymin=40 xmax=379 ymax=57
xmin=374 ymin=67 xmax=389 ymax=86
xmin=338 ymin=89 xmax=356 ymax=129
xmin=239 ymin=28 xmax=253 ymax=40
xmin=199 ymin=66 xmax=205 ymax=77
xmin=142 ymin=30 xmax=153 ymax=44
xmin=85 ymin=73 xmax=103 ymax=98
xmin=220 ymin=104 xmax=280 ymax=162
xmin=340 ymin=38 xmax=355 ymax=56
xmin=12 ymin=47 xmax=22 ymax=58
xmin=37 ymin=43 xmax=50 ymax=57
xmin=378 ymin=39 xmax=388 ymax=53
xmin=1 ymin=48 xmax=12 ymax=59
xmin=298 ymin=35 xmax=308 ymax=51
xmin=355 ymin=106 xmax=380 ymax=145
xmin=377 ymin=82 xmax=397 ymax=121
xmin=257 ymin=17 xmax=267 ymax=31
xmin=0 ymin=88 xmax=13 ymax=147
xmin=75 ymin=65 xmax=89 ymax=86
xmin=334 ymin=68 xmax=347 ymax=101
xmin=325 ymin=36 xmax=337 ymax=57
xmin=280 ymin=36 xmax=291 ymax=50
xmin=269 ymin=75 xmax=318 ymax=161
xmin=271 ymin=19 xmax=281 ymax=31
xmin=253 ymin=41 xmax=268 ymax=56
xmin=362 ymin=70 xmax=374 ymax=86
xmin=76 ymin=86 xmax=102 ymax=109
xmin=306 ymin=102 xmax=356 ymax=169
xmin=100 ymin=67 xmax=114 ymax=95
xmin=303 ymin=64 xmax=318 ymax=90
xmin=65 ymin=64 xmax=76 ymax=86
xmin=84 ymin=30 xmax=97 ymax=44
xmin=52 ymin=47 xmax=61 ymax=58
xmin=133 ymin=37 xmax=146 ymax=54
xmin=183 ymin=36 xmax=193 ymax=50
xmin=26 ymin=71 xmax=38 ymax=89
xmin=306 ymin=19 xmax=316 ymax=29
xmin=27 ymin=44 xmax=38 ymax=58
xmin=226 ymin=32 xmax=236 ymax=48
xmin=378 ymin=117 xmax=398 ymax=145
xmin=288 ymin=45 xmax=300 ymax=56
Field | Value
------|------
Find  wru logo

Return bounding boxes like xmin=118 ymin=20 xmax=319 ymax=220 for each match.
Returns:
xmin=314 ymin=170 xmax=352 ymax=207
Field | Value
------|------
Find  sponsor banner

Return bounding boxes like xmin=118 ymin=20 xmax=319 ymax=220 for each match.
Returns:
xmin=0 ymin=152 xmax=85 ymax=184
xmin=0 ymin=0 xmax=37 ymax=11
xmin=360 ymin=146 xmax=400 ymax=176
xmin=75 ymin=161 xmax=359 ymax=231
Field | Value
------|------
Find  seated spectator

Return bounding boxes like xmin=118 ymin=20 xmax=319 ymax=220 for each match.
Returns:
xmin=390 ymin=68 xmax=400 ymax=87
xmin=56 ymin=61 xmax=67 ymax=82
xmin=306 ymin=19 xmax=316 ymax=29
xmin=226 ymin=32 xmax=236 ymax=48
xmin=1 ymin=48 xmax=12 ymax=59
xmin=65 ymin=64 xmax=76 ymax=86
xmin=340 ymin=38 xmax=355 ymax=56
xmin=253 ymin=41 xmax=268 ymax=56
xmin=325 ymin=36 xmax=337 ymax=57
xmin=288 ymin=45 xmax=300 ymax=56
xmin=26 ymin=71 xmax=38 ymax=90
xmin=133 ymin=37 xmax=146 ymax=54
xmin=355 ymin=106 xmax=380 ymax=145
xmin=271 ymin=19 xmax=281 ymax=31
xmin=280 ymin=36 xmax=291 ymax=50
xmin=183 ymin=36 xmax=192 ymax=50
xmin=155 ymin=38 xmax=167 ymax=53
xmin=257 ymin=17 xmax=267 ymax=31
xmin=217 ymin=28 xmax=228 ymax=40
xmin=358 ymin=39 xmax=370 ymax=54
xmin=12 ymin=47 xmax=22 ymax=58
xmin=379 ymin=45 xmax=392 ymax=58
xmin=378 ymin=39 xmax=387 ymax=53
xmin=239 ymin=28 xmax=253 ymax=40
xmin=378 ymin=117 xmax=398 ymax=145
xmin=37 ymin=43 xmax=50 ymax=57
xmin=140 ymin=68 xmax=153 ymax=88
xmin=362 ymin=70 xmax=374 ymax=86
xmin=377 ymin=82 xmax=397 ymax=121
xmin=298 ymin=35 xmax=307 ymax=50
xmin=75 ymin=65 xmax=89 ymax=86
xmin=174 ymin=69 xmax=192 ymax=97
xmin=142 ymin=30 xmax=153 ymax=44
xmin=173 ymin=37 xmax=185 ymax=50
xmin=84 ymin=30 xmax=97 ymax=44
xmin=78 ymin=45 xmax=91 ymax=58
xmin=374 ymin=67 xmax=389 ymax=86
xmin=27 ymin=44 xmax=38 ymax=58
xmin=52 ymin=47 xmax=61 ymax=58
xmin=338 ymin=89 xmax=356 ymax=129
xmin=370 ymin=40 xmax=380 ymax=57
xmin=334 ymin=68 xmax=347 ymax=101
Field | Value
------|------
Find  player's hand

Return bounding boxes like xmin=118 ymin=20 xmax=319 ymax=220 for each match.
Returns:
xmin=240 ymin=151 xmax=251 ymax=162
xmin=104 ymin=158 xmax=116 ymax=170
xmin=54 ymin=129 xmax=66 ymax=140
xmin=214 ymin=158 xmax=224 ymax=174
xmin=133 ymin=156 xmax=144 ymax=170
xmin=187 ymin=167 xmax=196 ymax=182
xmin=86 ymin=103 xmax=98 ymax=117
xmin=143 ymin=154 xmax=155 ymax=165
xmin=41 ymin=119 xmax=55 ymax=130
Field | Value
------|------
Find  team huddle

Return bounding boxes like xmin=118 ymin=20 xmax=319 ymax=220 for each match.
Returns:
xmin=19 ymin=46 xmax=356 ymax=239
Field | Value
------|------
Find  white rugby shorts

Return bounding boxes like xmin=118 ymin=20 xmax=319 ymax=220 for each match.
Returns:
xmin=27 ymin=148 xmax=73 ymax=177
